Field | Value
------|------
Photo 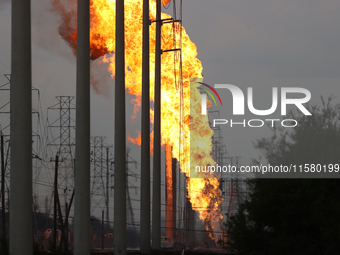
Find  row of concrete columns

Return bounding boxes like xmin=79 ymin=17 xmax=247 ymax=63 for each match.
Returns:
xmin=142 ymin=0 xmax=163 ymax=252
xmin=10 ymin=0 xmax=163 ymax=255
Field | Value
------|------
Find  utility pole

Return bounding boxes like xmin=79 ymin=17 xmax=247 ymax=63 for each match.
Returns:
xmin=1 ymin=133 xmax=5 ymax=240
xmin=10 ymin=1 xmax=33 ymax=254
xmin=61 ymin=189 xmax=74 ymax=252
xmin=54 ymin=154 xmax=59 ymax=249
xmin=106 ymin=147 xmax=110 ymax=223
xmin=56 ymin=190 xmax=66 ymax=253
xmin=65 ymin=203 xmax=69 ymax=252
xmin=152 ymin=0 xmax=162 ymax=249
xmin=140 ymin=0 xmax=151 ymax=253
xmin=114 ymin=0 xmax=127 ymax=254
xmin=102 ymin=210 xmax=104 ymax=250
xmin=74 ymin=0 xmax=91 ymax=254
xmin=172 ymin=157 xmax=177 ymax=238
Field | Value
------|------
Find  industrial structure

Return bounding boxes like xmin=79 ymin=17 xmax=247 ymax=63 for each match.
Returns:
xmin=0 ymin=76 xmax=247 ymax=251
xmin=0 ymin=0 xmax=249 ymax=254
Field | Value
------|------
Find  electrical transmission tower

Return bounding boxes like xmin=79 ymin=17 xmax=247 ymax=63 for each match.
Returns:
xmin=90 ymin=136 xmax=106 ymax=213
xmin=90 ymin=136 xmax=113 ymax=221
xmin=0 ymin=74 xmax=45 ymax=212
xmin=90 ymin=145 xmax=138 ymax=225
xmin=221 ymin=156 xmax=248 ymax=225
xmin=208 ymin=110 xmax=228 ymax=189
xmin=125 ymin=150 xmax=138 ymax=230
xmin=47 ymin=96 xmax=76 ymax=205
xmin=207 ymin=109 xmax=247 ymax=226
xmin=0 ymin=75 xmax=12 ymax=205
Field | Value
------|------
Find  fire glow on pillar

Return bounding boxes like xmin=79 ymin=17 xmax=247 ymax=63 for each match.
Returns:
xmin=52 ymin=0 xmax=222 ymax=236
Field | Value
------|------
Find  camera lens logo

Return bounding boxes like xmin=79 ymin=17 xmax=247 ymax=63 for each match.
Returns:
xmin=197 ymin=82 xmax=223 ymax=115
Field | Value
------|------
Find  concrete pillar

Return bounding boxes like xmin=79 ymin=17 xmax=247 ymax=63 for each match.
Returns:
xmin=152 ymin=0 xmax=162 ymax=249
xmin=10 ymin=1 xmax=33 ymax=254
xmin=74 ymin=0 xmax=91 ymax=254
xmin=140 ymin=0 xmax=151 ymax=253
xmin=53 ymin=155 xmax=59 ymax=248
xmin=114 ymin=0 xmax=127 ymax=254
xmin=172 ymin=157 xmax=177 ymax=237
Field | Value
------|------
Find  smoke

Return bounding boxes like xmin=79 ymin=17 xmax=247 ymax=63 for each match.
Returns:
xmin=90 ymin=58 xmax=112 ymax=97
xmin=30 ymin=0 xmax=222 ymax=237
xmin=29 ymin=0 xmax=112 ymax=96
xmin=211 ymin=210 xmax=222 ymax=241
xmin=31 ymin=0 xmax=75 ymax=61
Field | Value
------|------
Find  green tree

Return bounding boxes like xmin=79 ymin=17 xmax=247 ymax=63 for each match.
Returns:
xmin=226 ymin=98 xmax=340 ymax=255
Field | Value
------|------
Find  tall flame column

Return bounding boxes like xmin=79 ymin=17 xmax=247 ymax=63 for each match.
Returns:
xmin=74 ymin=0 xmax=91 ymax=254
xmin=10 ymin=1 xmax=33 ymax=254
xmin=152 ymin=0 xmax=162 ymax=250
xmin=165 ymin=145 xmax=173 ymax=239
xmin=165 ymin=146 xmax=177 ymax=239
xmin=140 ymin=0 xmax=151 ymax=253
xmin=114 ymin=0 xmax=127 ymax=255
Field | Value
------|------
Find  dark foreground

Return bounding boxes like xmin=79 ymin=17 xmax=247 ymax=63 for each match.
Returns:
xmin=28 ymin=249 xmax=237 ymax=255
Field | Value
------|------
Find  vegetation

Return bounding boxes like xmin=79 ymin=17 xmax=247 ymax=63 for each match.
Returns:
xmin=226 ymin=98 xmax=340 ymax=255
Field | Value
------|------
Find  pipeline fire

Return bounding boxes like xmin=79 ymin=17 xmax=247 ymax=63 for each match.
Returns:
xmin=52 ymin=0 xmax=222 ymax=237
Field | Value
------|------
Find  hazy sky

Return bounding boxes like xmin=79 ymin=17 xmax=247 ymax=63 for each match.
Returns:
xmin=182 ymin=0 xmax=340 ymax=164
xmin=1 ymin=0 xmax=340 ymax=158
xmin=0 ymin=0 xmax=340 ymax=221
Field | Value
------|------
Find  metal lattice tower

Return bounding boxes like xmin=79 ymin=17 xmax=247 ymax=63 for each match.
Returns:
xmin=0 ymin=74 xmax=11 ymax=215
xmin=0 ymin=76 xmax=12 ymax=201
xmin=90 ymin=136 xmax=107 ymax=214
xmin=1 ymin=74 xmax=45 ymax=213
xmin=208 ymin=110 xmax=228 ymax=189
xmin=47 ymin=96 xmax=76 ymax=204
xmin=221 ymin=157 xmax=248 ymax=224
xmin=109 ymin=150 xmax=139 ymax=230
xmin=125 ymin=150 xmax=138 ymax=231
xmin=90 ymin=137 xmax=115 ymax=224
xmin=207 ymin=109 xmax=248 ymax=226
xmin=58 ymin=97 xmax=75 ymax=162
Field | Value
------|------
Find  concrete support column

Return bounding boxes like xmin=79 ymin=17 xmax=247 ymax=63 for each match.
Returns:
xmin=152 ymin=0 xmax=162 ymax=249
xmin=10 ymin=1 xmax=33 ymax=254
xmin=74 ymin=0 xmax=91 ymax=254
xmin=114 ymin=0 xmax=127 ymax=254
xmin=140 ymin=0 xmax=151 ymax=253
xmin=172 ymin=157 xmax=177 ymax=237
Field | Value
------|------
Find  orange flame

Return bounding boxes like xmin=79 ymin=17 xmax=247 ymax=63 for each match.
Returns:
xmin=52 ymin=0 xmax=222 ymax=237
xmin=161 ymin=0 xmax=171 ymax=6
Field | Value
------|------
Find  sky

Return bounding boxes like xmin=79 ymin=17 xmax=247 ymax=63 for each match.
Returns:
xmin=181 ymin=0 xmax=340 ymax=165
xmin=0 ymin=0 xmax=340 ymax=223
xmin=1 ymin=0 xmax=340 ymax=159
